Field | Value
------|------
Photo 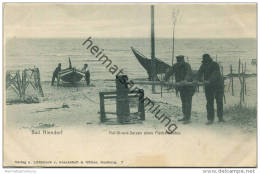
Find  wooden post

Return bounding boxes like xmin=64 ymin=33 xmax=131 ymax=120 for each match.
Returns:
xmin=99 ymin=93 xmax=106 ymax=122
xmin=238 ymin=59 xmax=242 ymax=106
xmin=230 ymin=65 xmax=234 ymax=96
xmin=36 ymin=68 xmax=44 ymax=97
xmin=116 ymin=75 xmax=130 ymax=123
xmin=171 ymin=10 xmax=179 ymax=94
xmin=244 ymin=62 xmax=247 ymax=95
xmin=221 ymin=66 xmax=226 ymax=104
xmin=151 ymin=5 xmax=156 ymax=93
xmin=238 ymin=58 xmax=241 ymax=74
xmin=22 ymin=70 xmax=27 ymax=99
xmin=138 ymin=89 xmax=145 ymax=121
xmin=242 ymin=63 xmax=245 ymax=102
xmin=160 ymin=74 xmax=163 ymax=98
xmin=16 ymin=71 xmax=23 ymax=99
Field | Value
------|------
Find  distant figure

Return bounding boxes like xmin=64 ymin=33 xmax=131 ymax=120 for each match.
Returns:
xmin=82 ymin=64 xmax=90 ymax=85
xmin=51 ymin=63 xmax=61 ymax=86
xmin=195 ymin=54 xmax=225 ymax=125
xmin=165 ymin=55 xmax=195 ymax=124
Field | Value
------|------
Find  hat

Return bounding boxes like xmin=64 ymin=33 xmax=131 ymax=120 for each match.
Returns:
xmin=176 ymin=55 xmax=184 ymax=61
xmin=202 ymin=54 xmax=212 ymax=63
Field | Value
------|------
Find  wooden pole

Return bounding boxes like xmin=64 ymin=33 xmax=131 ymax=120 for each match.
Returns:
xmin=151 ymin=5 xmax=156 ymax=93
xmin=171 ymin=10 xmax=177 ymax=94
xmin=238 ymin=58 xmax=241 ymax=74
xmin=242 ymin=63 xmax=245 ymax=102
xmin=16 ymin=71 xmax=23 ymax=99
xmin=22 ymin=70 xmax=26 ymax=99
xmin=116 ymin=75 xmax=130 ymax=123
xmin=221 ymin=66 xmax=226 ymax=104
xmin=172 ymin=20 xmax=175 ymax=67
xmin=138 ymin=89 xmax=145 ymax=120
xmin=230 ymin=65 xmax=234 ymax=96
xmin=37 ymin=68 xmax=44 ymax=97
xmin=238 ymin=59 xmax=242 ymax=107
xmin=160 ymin=74 xmax=163 ymax=98
xmin=244 ymin=62 xmax=247 ymax=95
xmin=99 ymin=93 xmax=106 ymax=122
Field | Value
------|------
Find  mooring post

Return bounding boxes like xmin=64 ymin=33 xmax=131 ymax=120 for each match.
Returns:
xmin=116 ymin=75 xmax=130 ymax=124
xmin=99 ymin=92 xmax=106 ymax=122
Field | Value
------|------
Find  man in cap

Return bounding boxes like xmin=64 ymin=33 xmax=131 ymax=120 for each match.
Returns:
xmin=51 ymin=63 xmax=61 ymax=86
xmin=165 ymin=55 xmax=195 ymax=124
xmin=195 ymin=54 xmax=225 ymax=125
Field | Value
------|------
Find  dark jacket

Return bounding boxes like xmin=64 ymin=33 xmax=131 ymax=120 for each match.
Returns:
xmin=197 ymin=59 xmax=224 ymax=90
xmin=165 ymin=62 xmax=193 ymax=82
xmin=53 ymin=67 xmax=61 ymax=77
xmin=165 ymin=61 xmax=195 ymax=92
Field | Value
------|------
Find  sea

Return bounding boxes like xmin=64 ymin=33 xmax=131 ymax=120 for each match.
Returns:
xmin=5 ymin=38 xmax=257 ymax=81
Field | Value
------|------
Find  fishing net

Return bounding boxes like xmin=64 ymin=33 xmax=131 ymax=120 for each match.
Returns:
xmin=5 ymin=69 xmax=44 ymax=104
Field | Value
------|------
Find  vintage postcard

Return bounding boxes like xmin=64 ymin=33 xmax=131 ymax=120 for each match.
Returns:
xmin=3 ymin=3 xmax=257 ymax=167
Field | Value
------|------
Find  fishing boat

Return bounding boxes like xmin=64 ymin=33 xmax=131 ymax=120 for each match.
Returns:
xmin=131 ymin=47 xmax=171 ymax=80
xmin=58 ymin=58 xmax=85 ymax=83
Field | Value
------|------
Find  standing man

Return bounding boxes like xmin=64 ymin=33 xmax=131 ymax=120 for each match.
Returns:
xmin=165 ymin=55 xmax=195 ymax=124
xmin=195 ymin=54 xmax=225 ymax=125
xmin=82 ymin=64 xmax=90 ymax=86
xmin=51 ymin=63 xmax=61 ymax=86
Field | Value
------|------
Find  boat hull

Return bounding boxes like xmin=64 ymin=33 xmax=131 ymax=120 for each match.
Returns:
xmin=58 ymin=68 xmax=84 ymax=83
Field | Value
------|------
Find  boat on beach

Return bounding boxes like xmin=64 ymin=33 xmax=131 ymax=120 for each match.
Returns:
xmin=58 ymin=58 xmax=85 ymax=84
xmin=131 ymin=47 xmax=171 ymax=80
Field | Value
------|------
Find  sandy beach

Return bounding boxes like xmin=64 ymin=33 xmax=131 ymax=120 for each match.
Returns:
xmin=4 ymin=76 xmax=257 ymax=167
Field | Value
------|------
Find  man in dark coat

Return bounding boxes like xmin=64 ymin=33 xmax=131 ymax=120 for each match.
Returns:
xmin=165 ymin=55 xmax=195 ymax=124
xmin=82 ymin=64 xmax=90 ymax=85
xmin=51 ymin=63 xmax=61 ymax=86
xmin=195 ymin=54 xmax=225 ymax=125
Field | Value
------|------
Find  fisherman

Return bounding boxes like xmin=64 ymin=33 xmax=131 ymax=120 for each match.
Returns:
xmin=82 ymin=64 xmax=90 ymax=85
xmin=195 ymin=54 xmax=225 ymax=125
xmin=51 ymin=63 xmax=61 ymax=86
xmin=165 ymin=55 xmax=195 ymax=124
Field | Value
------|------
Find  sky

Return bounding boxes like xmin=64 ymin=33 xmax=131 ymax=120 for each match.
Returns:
xmin=4 ymin=3 xmax=257 ymax=39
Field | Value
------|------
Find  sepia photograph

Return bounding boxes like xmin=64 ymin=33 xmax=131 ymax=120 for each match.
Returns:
xmin=3 ymin=2 xmax=257 ymax=167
